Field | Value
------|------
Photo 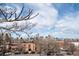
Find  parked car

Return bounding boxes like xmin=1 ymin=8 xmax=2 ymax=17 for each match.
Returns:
xmin=0 ymin=52 xmax=3 ymax=56
xmin=14 ymin=51 xmax=21 ymax=54
xmin=5 ymin=52 xmax=12 ymax=56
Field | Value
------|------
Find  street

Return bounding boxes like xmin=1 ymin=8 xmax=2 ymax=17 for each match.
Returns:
xmin=9 ymin=54 xmax=40 ymax=56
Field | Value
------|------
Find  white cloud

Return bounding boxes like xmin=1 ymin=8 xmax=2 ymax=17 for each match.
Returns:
xmin=54 ymin=12 xmax=79 ymax=38
xmin=0 ymin=4 xmax=58 ymax=32
xmin=1 ymin=3 xmax=79 ymax=38
xmin=0 ymin=4 xmax=30 ymax=31
xmin=56 ymin=13 xmax=79 ymax=31
xmin=29 ymin=4 xmax=58 ymax=30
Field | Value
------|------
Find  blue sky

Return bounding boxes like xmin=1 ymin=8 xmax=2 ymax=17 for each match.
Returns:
xmin=0 ymin=3 xmax=79 ymax=39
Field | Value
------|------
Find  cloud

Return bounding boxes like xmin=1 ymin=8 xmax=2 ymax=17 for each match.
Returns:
xmin=29 ymin=4 xmax=58 ymax=31
xmin=54 ymin=12 xmax=79 ymax=38
xmin=0 ymin=4 xmax=31 ymax=31
xmin=1 ymin=3 xmax=79 ymax=38
xmin=0 ymin=3 xmax=58 ymax=30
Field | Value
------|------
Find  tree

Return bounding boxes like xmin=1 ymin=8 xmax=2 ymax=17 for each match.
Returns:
xmin=0 ymin=3 xmax=39 ymax=36
xmin=3 ymin=33 xmax=11 ymax=42
xmin=35 ymin=35 xmax=60 ymax=56
xmin=64 ymin=39 xmax=76 ymax=55
xmin=45 ymin=37 xmax=60 ymax=56
xmin=68 ymin=43 xmax=76 ymax=55
xmin=0 ymin=33 xmax=3 ymax=45
xmin=0 ymin=3 xmax=39 ymax=55
xmin=0 ymin=33 xmax=12 ymax=55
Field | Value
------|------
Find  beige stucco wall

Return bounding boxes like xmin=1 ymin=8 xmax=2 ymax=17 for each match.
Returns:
xmin=21 ymin=43 xmax=36 ymax=52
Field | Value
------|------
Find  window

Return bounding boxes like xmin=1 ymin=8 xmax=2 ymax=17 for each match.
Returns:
xmin=29 ymin=49 xmax=31 ymax=51
xmin=28 ymin=44 xmax=31 ymax=48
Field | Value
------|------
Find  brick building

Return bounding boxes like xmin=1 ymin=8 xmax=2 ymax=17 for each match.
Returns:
xmin=10 ymin=41 xmax=38 ymax=54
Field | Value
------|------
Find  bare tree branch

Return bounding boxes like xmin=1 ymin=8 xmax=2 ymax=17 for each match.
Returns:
xmin=0 ymin=4 xmax=39 ymax=37
xmin=14 ymin=4 xmax=24 ymax=21
xmin=0 ymin=9 xmax=8 ymax=21
xmin=8 ymin=9 xmax=16 ymax=19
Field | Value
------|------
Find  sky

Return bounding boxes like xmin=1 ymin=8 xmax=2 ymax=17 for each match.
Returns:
xmin=0 ymin=3 xmax=79 ymax=39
